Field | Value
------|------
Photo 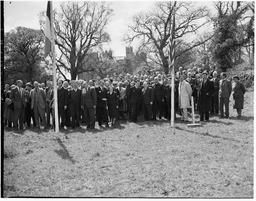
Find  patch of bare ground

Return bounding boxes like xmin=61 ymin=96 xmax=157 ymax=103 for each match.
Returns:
xmin=3 ymin=91 xmax=253 ymax=197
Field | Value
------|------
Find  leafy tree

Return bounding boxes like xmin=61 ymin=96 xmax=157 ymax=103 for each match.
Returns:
xmin=125 ymin=1 xmax=212 ymax=74
xmin=39 ymin=1 xmax=113 ymax=80
xmin=4 ymin=26 xmax=48 ymax=84
xmin=211 ymin=1 xmax=254 ymax=72
xmin=78 ymin=49 xmax=125 ymax=79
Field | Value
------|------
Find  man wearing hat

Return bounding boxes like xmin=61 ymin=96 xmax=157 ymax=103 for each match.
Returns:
xmin=232 ymin=76 xmax=246 ymax=118
xmin=197 ymin=71 xmax=215 ymax=121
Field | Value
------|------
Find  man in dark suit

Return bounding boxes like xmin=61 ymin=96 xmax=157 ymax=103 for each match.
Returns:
xmin=81 ymin=80 xmax=97 ymax=129
xmin=125 ymin=80 xmax=132 ymax=119
xmin=219 ymin=72 xmax=232 ymax=118
xmin=152 ymin=77 xmax=165 ymax=120
xmin=31 ymin=81 xmax=47 ymax=129
xmin=10 ymin=80 xmax=26 ymax=129
xmin=63 ymin=81 xmax=71 ymax=127
xmin=129 ymin=81 xmax=141 ymax=122
xmin=95 ymin=80 xmax=108 ymax=128
xmin=69 ymin=80 xmax=81 ymax=129
xmin=210 ymin=71 xmax=220 ymax=114
xmin=194 ymin=73 xmax=202 ymax=111
xmin=24 ymin=82 xmax=35 ymax=128
xmin=164 ymin=78 xmax=172 ymax=120
xmin=57 ymin=79 xmax=68 ymax=129
xmin=197 ymin=71 xmax=215 ymax=121
xmin=142 ymin=81 xmax=154 ymax=121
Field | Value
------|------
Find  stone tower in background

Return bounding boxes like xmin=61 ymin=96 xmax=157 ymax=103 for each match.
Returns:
xmin=125 ymin=46 xmax=134 ymax=60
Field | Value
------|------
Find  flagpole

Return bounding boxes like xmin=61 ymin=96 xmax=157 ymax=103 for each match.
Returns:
xmin=49 ymin=1 xmax=59 ymax=133
xmin=170 ymin=2 xmax=176 ymax=128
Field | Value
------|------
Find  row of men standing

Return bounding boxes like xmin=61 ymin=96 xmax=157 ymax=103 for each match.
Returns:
xmin=4 ymin=69 xmax=239 ymax=130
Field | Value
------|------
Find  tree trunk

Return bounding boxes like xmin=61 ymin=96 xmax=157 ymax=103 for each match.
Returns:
xmin=71 ymin=71 xmax=77 ymax=80
xmin=71 ymin=64 xmax=78 ymax=80
xmin=159 ymin=50 xmax=169 ymax=74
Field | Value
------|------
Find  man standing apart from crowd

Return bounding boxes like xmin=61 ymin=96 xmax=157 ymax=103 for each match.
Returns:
xmin=232 ymin=76 xmax=246 ymax=118
xmin=31 ymin=81 xmax=46 ymax=129
xmin=178 ymin=75 xmax=192 ymax=122
xmin=10 ymin=80 xmax=26 ymax=130
xmin=219 ymin=73 xmax=232 ymax=118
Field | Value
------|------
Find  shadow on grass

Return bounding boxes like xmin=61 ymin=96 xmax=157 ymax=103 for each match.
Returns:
xmin=229 ymin=116 xmax=254 ymax=121
xmin=175 ymin=126 xmax=241 ymax=143
xmin=209 ymin=119 xmax=234 ymax=125
xmin=54 ymin=138 xmax=76 ymax=164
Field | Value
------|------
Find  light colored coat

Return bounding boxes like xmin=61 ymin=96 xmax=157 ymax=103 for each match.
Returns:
xmin=31 ymin=88 xmax=46 ymax=109
xmin=118 ymin=87 xmax=126 ymax=100
xmin=179 ymin=81 xmax=192 ymax=109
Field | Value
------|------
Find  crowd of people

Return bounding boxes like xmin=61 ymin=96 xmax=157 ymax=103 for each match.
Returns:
xmin=3 ymin=66 xmax=246 ymax=131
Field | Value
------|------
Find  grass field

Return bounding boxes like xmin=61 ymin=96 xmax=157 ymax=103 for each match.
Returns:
xmin=3 ymin=91 xmax=254 ymax=198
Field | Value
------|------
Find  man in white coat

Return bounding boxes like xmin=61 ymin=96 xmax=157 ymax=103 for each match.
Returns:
xmin=179 ymin=75 xmax=192 ymax=121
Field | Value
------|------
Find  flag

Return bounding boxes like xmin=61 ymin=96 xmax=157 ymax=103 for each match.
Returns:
xmin=44 ymin=1 xmax=52 ymax=58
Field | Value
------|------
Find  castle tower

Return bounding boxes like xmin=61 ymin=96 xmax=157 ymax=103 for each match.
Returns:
xmin=126 ymin=46 xmax=134 ymax=60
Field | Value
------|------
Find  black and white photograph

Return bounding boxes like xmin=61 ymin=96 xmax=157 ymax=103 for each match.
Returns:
xmin=1 ymin=0 xmax=254 ymax=198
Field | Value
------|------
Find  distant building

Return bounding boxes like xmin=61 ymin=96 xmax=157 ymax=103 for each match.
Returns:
xmin=78 ymin=46 xmax=149 ymax=78
xmin=125 ymin=46 xmax=134 ymax=60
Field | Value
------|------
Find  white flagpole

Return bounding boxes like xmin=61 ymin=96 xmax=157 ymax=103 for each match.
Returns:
xmin=49 ymin=1 xmax=59 ymax=133
xmin=170 ymin=3 xmax=176 ymax=128
xmin=170 ymin=62 xmax=175 ymax=127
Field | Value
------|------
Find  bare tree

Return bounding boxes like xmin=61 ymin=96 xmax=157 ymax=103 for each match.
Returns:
xmin=125 ymin=1 xmax=212 ymax=74
xmin=40 ymin=1 xmax=113 ymax=80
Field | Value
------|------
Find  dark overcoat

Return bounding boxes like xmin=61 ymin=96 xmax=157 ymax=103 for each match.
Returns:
xmin=197 ymin=79 xmax=215 ymax=113
xmin=233 ymin=82 xmax=246 ymax=109
xmin=107 ymin=91 xmax=119 ymax=118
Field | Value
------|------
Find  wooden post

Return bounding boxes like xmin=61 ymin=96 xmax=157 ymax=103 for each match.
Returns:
xmin=187 ymin=96 xmax=201 ymax=127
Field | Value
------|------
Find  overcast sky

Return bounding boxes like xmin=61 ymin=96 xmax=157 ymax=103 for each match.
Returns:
xmin=4 ymin=1 xmax=215 ymax=56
